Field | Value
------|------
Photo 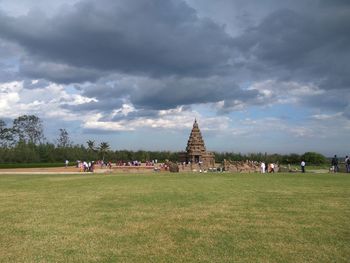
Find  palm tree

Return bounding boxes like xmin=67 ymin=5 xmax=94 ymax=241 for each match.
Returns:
xmin=99 ymin=142 xmax=110 ymax=162
xmin=86 ymin=140 xmax=96 ymax=152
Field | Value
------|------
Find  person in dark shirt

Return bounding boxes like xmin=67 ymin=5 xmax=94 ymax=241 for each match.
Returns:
xmin=331 ymin=155 xmax=338 ymax=173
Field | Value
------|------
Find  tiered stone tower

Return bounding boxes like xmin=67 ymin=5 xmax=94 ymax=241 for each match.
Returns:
xmin=180 ymin=119 xmax=215 ymax=168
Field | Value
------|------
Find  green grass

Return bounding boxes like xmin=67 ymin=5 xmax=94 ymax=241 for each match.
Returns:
xmin=288 ymin=164 xmax=347 ymax=173
xmin=289 ymin=164 xmax=330 ymax=170
xmin=0 ymin=173 xmax=349 ymax=262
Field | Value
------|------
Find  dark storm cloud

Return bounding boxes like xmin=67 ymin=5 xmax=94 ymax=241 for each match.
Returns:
xmin=0 ymin=0 xmax=349 ymax=117
xmin=73 ymin=76 xmax=259 ymax=111
xmin=302 ymin=90 xmax=350 ymax=113
xmin=234 ymin=6 xmax=350 ymax=90
xmin=0 ymin=39 xmax=21 ymax=82
xmin=318 ymin=0 xmax=350 ymax=8
xmin=64 ymin=97 xmax=124 ymax=112
xmin=110 ymin=109 xmax=160 ymax=122
xmin=0 ymin=0 xmax=233 ymax=80
xmin=0 ymin=62 xmax=17 ymax=82
xmin=81 ymin=81 xmax=130 ymax=101
xmin=129 ymin=77 xmax=256 ymax=110
xmin=19 ymin=60 xmax=103 ymax=84
xmin=343 ymin=105 xmax=350 ymax=119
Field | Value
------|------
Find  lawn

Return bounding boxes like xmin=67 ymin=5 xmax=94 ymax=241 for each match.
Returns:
xmin=0 ymin=172 xmax=349 ymax=262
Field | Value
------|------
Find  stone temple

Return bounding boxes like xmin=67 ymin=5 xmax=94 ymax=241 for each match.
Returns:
xmin=179 ymin=119 xmax=215 ymax=168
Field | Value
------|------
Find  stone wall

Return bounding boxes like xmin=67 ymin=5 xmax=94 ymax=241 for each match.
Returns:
xmin=222 ymin=159 xmax=280 ymax=173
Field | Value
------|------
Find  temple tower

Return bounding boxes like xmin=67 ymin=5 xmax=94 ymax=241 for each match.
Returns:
xmin=180 ymin=119 xmax=215 ymax=168
xmin=186 ymin=119 xmax=207 ymax=163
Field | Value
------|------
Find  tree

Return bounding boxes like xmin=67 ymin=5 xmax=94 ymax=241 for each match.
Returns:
xmin=87 ymin=140 xmax=96 ymax=152
xmin=99 ymin=142 xmax=110 ymax=162
xmin=12 ymin=115 xmax=44 ymax=144
xmin=281 ymin=153 xmax=301 ymax=164
xmin=57 ymin=128 xmax=72 ymax=148
xmin=0 ymin=119 xmax=13 ymax=147
xmin=86 ymin=140 xmax=98 ymax=160
xmin=301 ymin=152 xmax=327 ymax=165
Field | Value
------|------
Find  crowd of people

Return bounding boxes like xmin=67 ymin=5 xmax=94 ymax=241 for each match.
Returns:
xmin=331 ymin=155 xmax=350 ymax=173
xmin=74 ymin=159 xmax=160 ymax=172
xmin=259 ymin=154 xmax=350 ymax=174
xmin=115 ymin=159 xmax=158 ymax=167
xmin=76 ymin=160 xmax=95 ymax=172
xmin=297 ymin=154 xmax=350 ymax=173
xmin=72 ymin=155 xmax=350 ymax=174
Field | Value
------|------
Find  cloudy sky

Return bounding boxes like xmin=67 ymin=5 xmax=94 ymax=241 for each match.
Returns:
xmin=0 ymin=0 xmax=349 ymax=156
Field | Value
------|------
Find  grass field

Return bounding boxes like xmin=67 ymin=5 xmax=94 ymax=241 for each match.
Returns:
xmin=0 ymin=172 xmax=349 ymax=262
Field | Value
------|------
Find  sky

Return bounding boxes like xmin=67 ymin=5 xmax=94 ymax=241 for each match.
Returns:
xmin=0 ymin=0 xmax=349 ymax=156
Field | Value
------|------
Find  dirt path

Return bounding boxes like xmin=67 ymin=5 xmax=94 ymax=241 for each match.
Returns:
xmin=0 ymin=166 xmax=84 ymax=174
xmin=0 ymin=166 xmax=156 ymax=174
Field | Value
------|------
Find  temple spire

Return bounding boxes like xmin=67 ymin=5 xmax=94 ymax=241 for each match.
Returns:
xmin=186 ymin=119 xmax=206 ymax=154
xmin=193 ymin=118 xmax=198 ymax=128
xmin=180 ymin=119 xmax=215 ymax=167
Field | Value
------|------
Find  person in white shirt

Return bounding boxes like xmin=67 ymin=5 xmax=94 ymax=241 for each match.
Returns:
xmin=301 ymin=160 xmax=306 ymax=173
xmin=260 ymin=162 xmax=266 ymax=173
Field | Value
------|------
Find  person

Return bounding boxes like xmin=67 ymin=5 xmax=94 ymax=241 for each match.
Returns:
xmin=270 ymin=163 xmax=275 ymax=173
xmin=301 ymin=160 xmax=306 ymax=173
xmin=65 ymin=159 xmax=69 ymax=168
xmin=83 ymin=161 xmax=88 ymax=172
xmin=90 ymin=161 xmax=95 ymax=172
xmin=260 ymin=162 xmax=266 ymax=173
xmin=345 ymin=156 xmax=349 ymax=173
xmin=331 ymin=155 xmax=338 ymax=173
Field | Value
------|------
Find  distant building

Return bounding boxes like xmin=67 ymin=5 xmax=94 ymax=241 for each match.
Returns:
xmin=179 ymin=119 xmax=215 ymax=168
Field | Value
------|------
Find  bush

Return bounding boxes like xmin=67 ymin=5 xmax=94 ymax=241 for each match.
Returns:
xmin=301 ymin=152 xmax=327 ymax=165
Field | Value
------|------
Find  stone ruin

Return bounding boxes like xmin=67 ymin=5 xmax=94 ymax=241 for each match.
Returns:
xmin=165 ymin=160 xmax=180 ymax=173
xmin=222 ymin=159 xmax=280 ymax=173
xmin=223 ymin=159 xmax=260 ymax=173
xmin=179 ymin=119 xmax=215 ymax=170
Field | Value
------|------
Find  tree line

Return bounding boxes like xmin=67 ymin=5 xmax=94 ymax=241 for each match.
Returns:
xmin=214 ymin=152 xmax=327 ymax=165
xmin=0 ymin=115 xmax=180 ymax=163
xmin=0 ymin=115 xmax=327 ymax=164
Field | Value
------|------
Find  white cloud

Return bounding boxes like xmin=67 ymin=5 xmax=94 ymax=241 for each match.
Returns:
xmin=0 ymin=81 xmax=95 ymax=120
xmin=311 ymin=112 xmax=343 ymax=120
xmin=0 ymin=81 xmax=22 ymax=116
xmin=0 ymin=80 xmax=231 ymax=133
xmin=249 ymin=80 xmax=324 ymax=105
xmin=83 ymin=105 xmax=231 ymax=132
